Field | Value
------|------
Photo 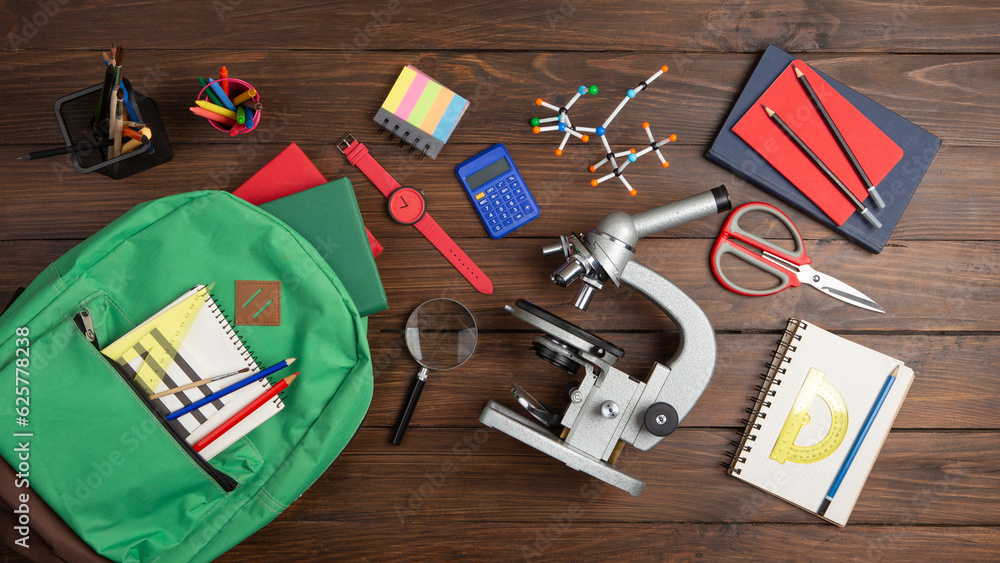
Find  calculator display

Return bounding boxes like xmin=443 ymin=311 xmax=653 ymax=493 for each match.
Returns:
xmin=465 ymin=157 xmax=511 ymax=188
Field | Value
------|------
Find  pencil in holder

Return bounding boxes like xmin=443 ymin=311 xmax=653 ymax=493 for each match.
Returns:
xmin=53 ymin=81 xmax=173 ymax=180
xmin=194 ymin=78 xmax=262 ymax=136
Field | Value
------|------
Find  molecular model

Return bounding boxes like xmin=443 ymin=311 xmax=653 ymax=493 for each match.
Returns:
xmin=529 ymin=66 xmax=675 ymax=196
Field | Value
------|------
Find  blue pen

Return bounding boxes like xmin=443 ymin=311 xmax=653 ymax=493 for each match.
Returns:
xmin=164 ymin=357 xmax=296 ymax=421
xmin=818 ymin=365 xmax=899 ymax=517
xmin=207 ymin=78 xmax=237 ymax=112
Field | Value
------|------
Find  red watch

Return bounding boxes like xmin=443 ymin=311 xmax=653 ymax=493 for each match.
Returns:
xmin=339 ymin=135 xmax=493 ymax=295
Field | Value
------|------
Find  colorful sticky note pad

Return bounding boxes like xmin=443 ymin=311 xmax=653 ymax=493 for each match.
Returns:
xmin=373 ymin=65 xmax=470 ymax=159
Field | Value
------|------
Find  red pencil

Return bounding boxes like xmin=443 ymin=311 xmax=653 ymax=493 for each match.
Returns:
xmin=220 ymin=65 xmax=229 ymax=96
xmin=193 ymin=372 xmax=299 ymax=453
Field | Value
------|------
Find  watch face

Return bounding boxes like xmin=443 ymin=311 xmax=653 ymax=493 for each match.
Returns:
xmin=388 ymin=186 xmax=426 ymax=225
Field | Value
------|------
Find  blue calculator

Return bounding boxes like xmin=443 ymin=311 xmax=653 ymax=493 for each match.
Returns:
xmin=456 ymin=143 xmax=539 ymax=239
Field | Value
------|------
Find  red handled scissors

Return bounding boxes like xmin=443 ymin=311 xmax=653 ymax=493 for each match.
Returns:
xmin=711 ymin=202 xmax=885 ymax=313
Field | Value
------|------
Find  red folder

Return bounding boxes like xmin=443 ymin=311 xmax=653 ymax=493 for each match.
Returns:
xmin=732 ymin=61 xmax=903 ymax=226
xmin=233 ymin=143 xmax=383 ymax=256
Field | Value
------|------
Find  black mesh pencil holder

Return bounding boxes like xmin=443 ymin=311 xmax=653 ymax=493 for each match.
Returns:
xmin=54 ymin=80 xmax=172 ymax=179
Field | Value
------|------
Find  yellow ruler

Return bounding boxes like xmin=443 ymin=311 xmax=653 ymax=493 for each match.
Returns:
xmin=101 ymin=284 xmax=211 ymax=393
xmin=769 ymin=367 xmax=849 ymax=464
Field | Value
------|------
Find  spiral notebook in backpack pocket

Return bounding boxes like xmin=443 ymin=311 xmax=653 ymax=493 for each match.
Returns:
xmin=726 ymin=319 xmax=915 ymax=526
xmin=100 ymin=284 xmax=282 ymax=460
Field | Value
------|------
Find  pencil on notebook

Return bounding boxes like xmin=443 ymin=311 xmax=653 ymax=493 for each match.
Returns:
xmin=148 ymin=367 xmax=251 ymax=399
xmin=763 ymin=105 xmax=882 ymax=229
xmin=793 ymin=65 xmax=886 ymax=209
xmin=193 ymin=372 xmax=298 ymax=453
xmin=165 ymin=357 xmax=295 ymax=420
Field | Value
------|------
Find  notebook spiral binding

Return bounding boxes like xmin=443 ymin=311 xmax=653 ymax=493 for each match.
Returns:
xmin=206 ymin=294 xmax=261 ymax=371
xmin=375 ymin=118 xmax=431 ymax=160
xmin=726 ymin=319 xmax=807 ymax=475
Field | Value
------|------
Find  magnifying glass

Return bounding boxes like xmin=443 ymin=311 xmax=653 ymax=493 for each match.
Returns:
xmin=392 ymin=298 xmax=478 ymax=445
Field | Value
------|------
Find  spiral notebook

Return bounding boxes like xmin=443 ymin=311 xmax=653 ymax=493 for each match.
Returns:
xmin=727 ymin=319 xmax=914 ymax=526
xmin=102 ymin=284 xmax=283 ymax=460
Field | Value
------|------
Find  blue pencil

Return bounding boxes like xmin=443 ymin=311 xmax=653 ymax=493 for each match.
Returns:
xmin=164 ymin=357 xmax=296 ymax=421
xmin=818 ymin=364 xmax=899 ymax=517
xmin=207 ymin=78 xmax=237 ymax=112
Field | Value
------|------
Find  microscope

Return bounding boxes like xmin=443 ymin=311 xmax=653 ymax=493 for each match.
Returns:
xmin=479 ymin=186 xmax=731 ymax=496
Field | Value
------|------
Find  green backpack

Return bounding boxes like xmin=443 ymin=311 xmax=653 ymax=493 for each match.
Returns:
xmin=0 ymin=191 xmax=373 ymax=562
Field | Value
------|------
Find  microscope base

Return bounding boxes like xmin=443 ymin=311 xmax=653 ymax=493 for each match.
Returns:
xmin=479 ymin=400 xmax=645 ymax=497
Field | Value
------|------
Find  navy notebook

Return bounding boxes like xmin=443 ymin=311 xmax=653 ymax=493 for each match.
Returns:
xmin=706 ymin=45 xmax=941 ymax=253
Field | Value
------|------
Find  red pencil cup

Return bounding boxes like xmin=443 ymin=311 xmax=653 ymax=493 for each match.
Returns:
xmin=194 ymin=78 xmax=261 ymax=136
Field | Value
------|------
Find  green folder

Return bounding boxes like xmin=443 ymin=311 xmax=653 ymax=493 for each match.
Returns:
xmin=261 ymin=177 xmax=388 ymax=316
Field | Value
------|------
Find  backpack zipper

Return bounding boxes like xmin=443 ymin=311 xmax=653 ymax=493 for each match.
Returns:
xmin=73 ymin=308 xmax=238 ymax=492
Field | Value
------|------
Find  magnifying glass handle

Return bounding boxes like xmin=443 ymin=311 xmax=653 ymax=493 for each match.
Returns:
xmin=392 ymin=367 xmax=429 ymax=445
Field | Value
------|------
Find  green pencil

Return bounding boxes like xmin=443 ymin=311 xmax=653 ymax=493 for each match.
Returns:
xmin=198 ymin=76 xmax=225 ymax=107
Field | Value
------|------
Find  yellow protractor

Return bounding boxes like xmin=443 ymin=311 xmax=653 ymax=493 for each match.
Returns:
xmin=769 ymin=367 xmax=849 ymax=464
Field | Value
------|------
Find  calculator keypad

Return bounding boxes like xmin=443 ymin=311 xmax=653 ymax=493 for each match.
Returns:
xmin=473 ymin=174 xmax=538 ymax=237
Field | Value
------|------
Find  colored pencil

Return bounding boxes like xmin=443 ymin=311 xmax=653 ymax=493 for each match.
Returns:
xmin=193 ymin=372 xmax=298 ymax=452
xmin=818 ymin=365 xmax=899 ymax=517
xmin=232 ymin=88 xmax=257 ymax=106
xmin=198 ymin=76 xmax=224 ymax=107
xmin=195 ymin=99 xmax=238 ymax=120
xmin=207 ymin=78 xmax=236 ymax=111
xmin=219 ymin=65 xmax=229 ymax=96
xmin=119 ymin=136 xmax=146 ymax=155
xmin=165 ymin=357 xmax=296 ymax=421
xmin=190 ymin=106 xmax=237 ymax=126
xmin=148 ymin=367 xmax=251 ymax=399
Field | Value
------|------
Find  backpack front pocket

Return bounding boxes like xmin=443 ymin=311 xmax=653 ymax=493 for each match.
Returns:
xmin=0 ymin=292 xmax=235 ymax=562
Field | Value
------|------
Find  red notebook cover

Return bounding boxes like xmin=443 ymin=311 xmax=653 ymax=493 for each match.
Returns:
xmin=732 ymin=61 xmax=904 ymax=226
xmin=233 ymin=143 xmax=383 ymax=256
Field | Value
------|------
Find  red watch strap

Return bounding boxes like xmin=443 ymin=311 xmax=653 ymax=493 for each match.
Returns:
xmin=342 ymin=135 xmax=493 ymax=295
xmin=343 ymin=139 xmax=399 ymax=197
xmin=414 ymin=214 xmax=493 ymax=295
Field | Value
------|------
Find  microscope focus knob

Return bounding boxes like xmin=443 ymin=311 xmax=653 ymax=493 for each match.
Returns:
xmin=601 ymin=401 xmax=620 ymax=419
xmin=644 ymin=402 xmax=678 ymax=436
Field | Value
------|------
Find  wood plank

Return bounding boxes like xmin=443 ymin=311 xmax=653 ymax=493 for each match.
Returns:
xmin=262 ymin=428 xmax=1000 ymax=526
xmin=363 ymin=333 xmax=1000 ymax=430
xmin=337 ymin=238 xmax=1000 ymax=333
xmin=3 ymin=1 xmax=998 ymax=53
xmin=217 ymin=523 xmax=1000 ymax=562
xmin=0 ymin=52 xmax=994 ymax=150
xmin=3 ymin=238 xmax=998 ymax=333
xmin=3 ymin=522 xmax=996 ymax=562
xmin=3 ymin=142 xmax=998 ymax=243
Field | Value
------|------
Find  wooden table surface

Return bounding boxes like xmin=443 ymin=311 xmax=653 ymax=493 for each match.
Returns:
xmin=2 ymin=1 xmax=998 ymax=560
